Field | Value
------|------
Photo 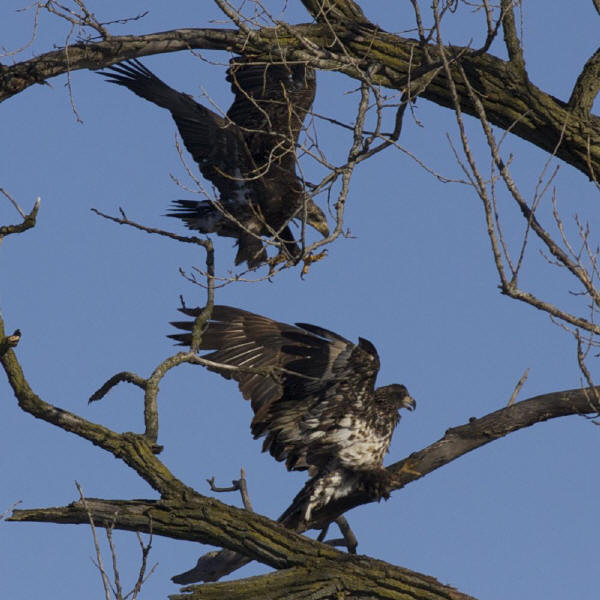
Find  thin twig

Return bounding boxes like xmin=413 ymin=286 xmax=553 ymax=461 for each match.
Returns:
xmin=91 ymin=208 xmax=211 ymax=247
xmin=89 ymin=371 xmax=147 ymax=403
xmin=128 ymin=529 xmax=157 ymax=599
xmin=507 ymin=368 xmax=530 ymax=406
xmin=0 ymin=186 xmax=27 ymax=219
xmin=75 ymin=481 xmax=112 ymax=600
xmin=207 ymin=467 xmax=255 ymax=512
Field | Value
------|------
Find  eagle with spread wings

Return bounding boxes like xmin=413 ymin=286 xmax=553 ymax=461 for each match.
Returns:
xmin=99 ymin=58 xmax=329 ymax=268
xmin=170 ymin=305 xmax=415 ymax=526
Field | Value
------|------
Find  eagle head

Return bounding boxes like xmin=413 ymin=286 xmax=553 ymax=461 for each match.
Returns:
xmin=306 ymin=201 xmax=330 ymax=237
xmin=376 ymin=383 xmax=416 ymax=412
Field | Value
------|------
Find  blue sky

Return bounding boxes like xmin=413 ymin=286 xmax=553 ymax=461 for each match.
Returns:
xmin=2 ymin=2 xmax=599 ymax=599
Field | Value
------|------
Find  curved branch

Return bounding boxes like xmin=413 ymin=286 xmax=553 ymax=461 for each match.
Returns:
xmin=0 ymin=315 xmax=193 ymax=498
xmin=318 ymin=384 xmax=600 ymax=528
xmin=89 ymin=371 xmax=147 ymax=403
xmin=300 ymin=0 xmax=369 ymax=24
xmin=0 ymin=27 xmax=244 ymax=103
xmin=9 ymin=498 xmax=475 ymax=600
xmin=9 ymin=381 xmax=599 ymax=585
xmin=1 ymin=22 xmax=600 ymax=179
xmin=0 ymin=197 xmax=40 ymax=237
xmin=568 ymin=47 xmax=600 ymax=115
xmin=176 ymin=382 xmax=600 ymax=583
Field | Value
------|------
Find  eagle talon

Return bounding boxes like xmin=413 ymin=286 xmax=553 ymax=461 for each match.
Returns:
xmin=301 ymin=250 xmax=328 ymax=277
xmin=266 ymin=251 xmax=291 ymax=276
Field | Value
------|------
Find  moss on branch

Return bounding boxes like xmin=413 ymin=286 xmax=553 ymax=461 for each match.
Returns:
xmin=10 ymin=499 xmax=474 ymax=600
xmin=1 ymin=19 xmax=599 ymax=179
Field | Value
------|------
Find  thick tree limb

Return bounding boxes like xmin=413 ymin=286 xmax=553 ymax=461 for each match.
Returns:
xmin=175 ymin=385 xmax=600 ymax=582
xmin=171 ymin=564 xmax=475 ymax=600
xmin=300 ymin=0 xmax=368 ymax=24
xmin=569 ymin=47 xmax=600 ymax=115
xmin=9 ymin=498 xmax=325 ymax=568
xmin=9 ymin=383 xmax=599 ymax=585
xmin=9 ymin=499 xmax=474 ymax=600
xmin=326 ymin=384 xmax=600 ymax=527
xmin=1 ymin=21 xmax=600 ymax=179
xmin=0 ymin=316 xmax=193 ymax=499
xmin=500 ymin=0 xmax=525 ymax=72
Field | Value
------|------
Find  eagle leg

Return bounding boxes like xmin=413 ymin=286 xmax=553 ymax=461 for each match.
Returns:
xmin=334 ymin=515 xmax=358 ymax=554
xmin=316 ymin=518 xmax=358 ymax=554
xmin=360 ymin=468 xmax=393 ymax=501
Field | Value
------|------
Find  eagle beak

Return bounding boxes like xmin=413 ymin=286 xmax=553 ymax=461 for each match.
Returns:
xmin=403 ymin=396 xmax=416 ymax=411
xmin=311 ymin=218 xmax=330 ymax=237
xmin=305 ymin=202 xmax=330 ymax=237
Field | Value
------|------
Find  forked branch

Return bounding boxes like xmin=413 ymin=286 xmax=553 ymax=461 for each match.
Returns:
xmin=8 ymin=380 xmax=598 ymax=585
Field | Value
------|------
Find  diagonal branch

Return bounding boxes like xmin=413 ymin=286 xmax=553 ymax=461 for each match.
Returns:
xmin=180 ymin=380 xmax=600 ymax=583
xmin=323 ymin=384 xmax=600 ymax=528
xmin=1 ymin=22 xmax=600 ymax=179
xmin=0 ymin=314 xmax=194 ymax=499
xmin=9 ymin=381 xmax=599 ymax=584
xmin=300 ymin=0 xmax=369 ymax=24
xmin=9 ymin=498 xmax=474 ymax=600
xmin=500 ymin=0 xmax=526 ymax=72
xmin=0 ymin=196 xmax=40 ymax=237
xmin=568 ymin=47 xmax=600 ymax=115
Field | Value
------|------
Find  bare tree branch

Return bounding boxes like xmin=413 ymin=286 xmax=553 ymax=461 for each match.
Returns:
xmin=9 ymin=382 xmax=599 ymax=583
xmin=0 ymin=312 xmax=194 ymax=496
xmin=300 ymin=0 xmax=369 ymax=25
xmin=76 ymin=482 xmax=113 ymax=600
xmin=507 ymin=368 xmax=530 ymax=406
xmin=569 ymin=47 xmax=600 ymax=115
xmin=89 ymin=371 xmax=148 ymax=403
xmin=4 ymin=3 xmax=600 ymax=598
xmin=2 ymin=20 xmax=600 ymax=179
xmin=0 ymin=195 xmax=40 ymax=237
xmin=500 ymin=0 xmax=526 ymax=71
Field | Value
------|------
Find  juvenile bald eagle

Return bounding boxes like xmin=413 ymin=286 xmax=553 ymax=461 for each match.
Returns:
xmin=170 ymin=305 xmax=415 ymax=527
xmin=99 ymin=59 xmax=329 ymax=268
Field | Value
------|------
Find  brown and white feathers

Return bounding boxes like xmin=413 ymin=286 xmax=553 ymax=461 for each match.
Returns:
xmin=170 ymin=305 xmax=415 ymax=526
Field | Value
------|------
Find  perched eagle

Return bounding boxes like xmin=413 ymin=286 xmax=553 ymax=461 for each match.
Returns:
xmin=99 ymin=59 xmax=329 ymax=268
xmin=170 ymin=305 xmax=415 ymax=527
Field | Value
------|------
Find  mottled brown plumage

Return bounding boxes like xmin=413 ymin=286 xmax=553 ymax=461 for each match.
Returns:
xmin=99 ymin=59 xmax=329 ymax=268
xmin=170 ymin=305 xmax=415 ymax=525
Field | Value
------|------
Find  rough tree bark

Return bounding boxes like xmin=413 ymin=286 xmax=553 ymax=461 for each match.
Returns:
xmin=3 ymin=1 xmax=600 ymax=599
xmin=1 ymin=0 xmax=599 ymax=179
xmin=3 ymin=303 xmax=599 ymax=598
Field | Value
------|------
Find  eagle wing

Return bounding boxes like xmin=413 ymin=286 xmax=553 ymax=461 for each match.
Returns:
xmin=226 ymin=59 xmax=316 ymax=173
xmin=99 ymin=59 xmax=256 ymax=203
xmin=169 ymin=305 xmax=381 ymax=472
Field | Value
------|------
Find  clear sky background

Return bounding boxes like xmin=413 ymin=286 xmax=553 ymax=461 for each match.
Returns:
xmin=2 ymin=2 xmax=599 ymax=599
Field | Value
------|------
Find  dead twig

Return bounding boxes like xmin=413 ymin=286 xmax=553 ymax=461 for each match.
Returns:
xmin=76 ymin=481 xmax=112 ymax=600
xmin=91 ymin=208 xmax=211 ymax=248
xmin=507 ymin=368 xmax=530 ymax=406
xmin=0 ymin=194 xmax=40 ymax=237
xmin=207 ymin=467 xmax=254 ymax=512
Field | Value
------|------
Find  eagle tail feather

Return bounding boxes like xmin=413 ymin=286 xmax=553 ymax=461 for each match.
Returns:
xmin=235 ymin=232 xmax=268 ymax=268
xmin=166 ymin=199 xmax=227 ymax=234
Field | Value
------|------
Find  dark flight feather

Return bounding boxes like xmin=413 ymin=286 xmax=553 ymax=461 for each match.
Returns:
xmin=170 ymin=305 xmax=415 ymax=525
xmin=99 ymin=59 xmax=329 ymax=268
